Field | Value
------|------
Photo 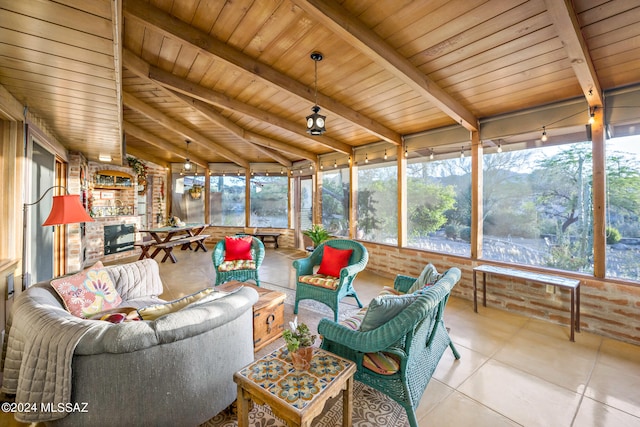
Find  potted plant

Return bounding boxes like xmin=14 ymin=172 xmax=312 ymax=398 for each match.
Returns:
xmin=282 ymin=317 xmax=317 ymax=370
xmin=189 ymin=184 xmax=203 ymax=200
xmin=303 ymin=224 xmax=331 ymax=248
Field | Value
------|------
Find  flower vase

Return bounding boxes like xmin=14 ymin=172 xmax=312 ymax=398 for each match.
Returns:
xmin=290 ymin=346 xmax=313 ymax=370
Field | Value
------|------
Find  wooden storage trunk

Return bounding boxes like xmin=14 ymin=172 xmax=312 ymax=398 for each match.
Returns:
xmin=216 ymin=281 xmax=285 ymax=352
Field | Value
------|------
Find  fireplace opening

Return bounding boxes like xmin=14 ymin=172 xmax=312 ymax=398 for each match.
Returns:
xmin=104 ymin=224 xmax=135 ymax=255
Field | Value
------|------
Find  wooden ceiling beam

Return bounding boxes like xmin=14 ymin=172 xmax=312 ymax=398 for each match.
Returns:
xmin=123 ymin=120 xmax=208 ymax=168
xmin=543 ymin=0 xmax=603 ymax=107
xmin=290 ymin=0 xmax=478 ymax=132
xmin=123 ymin=49 xmax=352 ymax=155
xmin=125 ymin=146 xmax=170 ymax=169
xmin=122 ymin=91 xmax=249 ymax=168
xmin=172 ymin=91 xmax=298 ymax=168
xmin=123 ymin=0 xmax=401 ymax=145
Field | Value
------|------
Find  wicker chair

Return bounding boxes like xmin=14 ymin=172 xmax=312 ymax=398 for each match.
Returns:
xmin=212 ymin=236 xmax=265 ymax=286
xmin=318 ymin=267 xmax=461 ymax=427
xmin=293 ymin=239 xmax=368 ymax=321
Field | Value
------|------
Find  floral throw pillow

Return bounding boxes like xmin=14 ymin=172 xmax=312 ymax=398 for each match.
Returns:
xmin=51 ymin=261 xmax=122 ymax=319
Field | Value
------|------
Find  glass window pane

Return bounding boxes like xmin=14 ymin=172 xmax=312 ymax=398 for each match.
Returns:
xmin=250 ymin=175 xmax=288 ymax=228
xmin=406 ymin=155 xmax=471 ymax=256
xmin=171 ymin=174 xmax=205 ymax=223
xmin=482 ymin=141 xmax=594 ymax=273
xmin=209 ymin=175 xmax=245 ymax=226
xmin=605 ymin=136 xmax=640 ymax=281
xmin=356 ymin=162 xmax=397 ymax=243
xmin=321 ymin=169 xmax=349 ymax=237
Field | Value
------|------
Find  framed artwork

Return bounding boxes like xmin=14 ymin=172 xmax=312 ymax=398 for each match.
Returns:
xmin=100 ymin=191 xmax=115 ymax=199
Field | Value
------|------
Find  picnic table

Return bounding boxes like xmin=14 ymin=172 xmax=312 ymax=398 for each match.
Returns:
xmin=136 ymin=223 xmax=209 ymax=263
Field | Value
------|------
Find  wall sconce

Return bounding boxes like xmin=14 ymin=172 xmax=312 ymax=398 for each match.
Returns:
xmin=22 ymin=186 xmax=94 ymax=289
xmin=306 ymin=52 xmax=326 ymax=136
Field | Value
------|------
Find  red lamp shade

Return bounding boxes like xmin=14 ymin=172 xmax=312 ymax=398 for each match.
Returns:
xmin=42 ymin=194 xmax=94 ymax=226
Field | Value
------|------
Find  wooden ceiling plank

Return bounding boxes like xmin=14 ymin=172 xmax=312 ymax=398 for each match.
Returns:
xmin=122 ymin=0 xmax=401 ymax=145
xmin=124 ymin=49 xmax=353 ymax=154
xmin=169 ymin=90 xmax=296 ymax=167
xmin=122 ymin=91 xmax=249 ymax=168
xmin=125 ymin=145 xmax=170 ymax=168
xmin=544 ymin=0 xmax=604 ymax=107
xmin=124 ymin=120 xmax=207 ymax=167
xmin=291 ymin=0 xmax=478 ymax=132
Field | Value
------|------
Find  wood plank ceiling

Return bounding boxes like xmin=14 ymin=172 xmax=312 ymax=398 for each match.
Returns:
xmin=0 ymin=0 xmax=639 ymax=168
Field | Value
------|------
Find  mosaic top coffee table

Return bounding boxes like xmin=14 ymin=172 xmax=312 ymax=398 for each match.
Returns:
xmin=233 ymin=346 xmax=356 ymax=427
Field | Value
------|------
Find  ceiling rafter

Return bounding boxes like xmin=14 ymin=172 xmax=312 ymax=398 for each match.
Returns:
xmin=121 ymin=49 xmax=294 ymax=166
xmin=290 ymin=0 xmax=478 ymax=132
xmin=543 ymin=0 xmax=603 ymax=107
xmin=125 ymin=145 xmax=170 ymax=169
xmin=122 ymin=0 xmax=401 ymax=146
xmin=122 ymin=91 xmax=250 ymax=168
xmin=123 ymin=49 xmax=352 ymax=155
xmin=123 ymin=120 xmax=208 ymax=168
xmin=171 ymin=91 xmax=298 ymax=168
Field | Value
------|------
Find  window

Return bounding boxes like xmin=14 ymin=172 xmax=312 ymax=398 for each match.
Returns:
xmin=482 ymin=141 xmax=594 ymax=273
xmin=209 ymin=175 xmax=245 ymax=226
xmin=250 ymin=175 xmax=288 ymax=228
xmin=171 ymin=174 xmax=205 ymax=223
xmin=321 ymin=168 xmax=349 ymax=237
xmin=605 ymin=135 xmax=640 ymax=281
xmin=406 ymin=155 xmax=471 ymax=256
xmin=356 ymin=162 xmax=397 ymax=243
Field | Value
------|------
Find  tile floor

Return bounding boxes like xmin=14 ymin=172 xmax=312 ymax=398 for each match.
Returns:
xmin=3 ymin=246 xmax=640 ymax=426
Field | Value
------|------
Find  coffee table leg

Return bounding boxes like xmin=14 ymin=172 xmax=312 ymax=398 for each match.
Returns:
xmin=343 ymin=376 xmax=353 ymax=426
xmin=237 ymin=386 xmax=250 ymax=427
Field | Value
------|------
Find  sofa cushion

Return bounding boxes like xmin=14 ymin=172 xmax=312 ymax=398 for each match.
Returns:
xmin=299 ymin=274 xmax=340 ymax=290
xmin=217 ymin=259 xmax=257 ymax=272
xmin=224 ymin=235 xmax=253 ymax=261
xmin=51 ymin=261 xmax=122 ymax=319
xmin=317 ymin=246 xmax=353 ymax=277
xmin=407 ymin=263 xmax=441 ymax=294
xmin=362 ymin=351 xmax=401 ymax=375
xmin=138 ymin=287 xmax=218 ymax=320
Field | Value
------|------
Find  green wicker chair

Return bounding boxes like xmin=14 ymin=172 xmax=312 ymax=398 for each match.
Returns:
xmin=293 ymin=239 xmax=368 ymax=321
xmin=318 ymin=267 xmax=461 ymax=427
xmin=212 ymin=236 xmax=265 ymax=286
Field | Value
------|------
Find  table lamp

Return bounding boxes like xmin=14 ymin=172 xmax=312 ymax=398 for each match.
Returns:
xmin=22 ymin=186 xmax=94 ymax=289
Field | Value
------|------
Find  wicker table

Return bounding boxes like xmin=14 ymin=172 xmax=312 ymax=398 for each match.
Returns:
xmin=234 ymin=346 xmax=356 ymax=427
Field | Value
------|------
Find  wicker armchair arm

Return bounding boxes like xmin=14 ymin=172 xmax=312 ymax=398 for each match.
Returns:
xmin=292 ymin=256 xmax=315 ymax=275
xmin=394 ymin=275 xmax=417 ymax=293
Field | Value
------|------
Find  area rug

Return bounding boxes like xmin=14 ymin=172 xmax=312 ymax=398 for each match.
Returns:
xmin=201 ymin=380 xmax=408 ymax=427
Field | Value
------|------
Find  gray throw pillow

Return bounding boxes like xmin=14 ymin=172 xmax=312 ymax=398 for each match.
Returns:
xmin=359 ymin=293 xmax=420 ymax=332
xmin=407 ymin=263 xmax=441 ymax=294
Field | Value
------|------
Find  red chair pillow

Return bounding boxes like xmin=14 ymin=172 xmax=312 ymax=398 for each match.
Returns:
xmin=224 ymin=235 xmax=253 ymax=261
xmin=317 ymin=246 xmax=353 ymax=277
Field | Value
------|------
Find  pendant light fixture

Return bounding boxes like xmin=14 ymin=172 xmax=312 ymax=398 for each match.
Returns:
xmin=184 ymin=140 xmax=192 ymax=171
xmin=306 ymin=52 xmax=326 ymax=136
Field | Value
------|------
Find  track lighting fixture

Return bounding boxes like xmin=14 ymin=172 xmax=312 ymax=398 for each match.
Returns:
xmin=429 ymin=150 xmax=434 ymax=160
xmin=384 ymin=149 xmax=388 ymax=160
xmin=541 ymin=126 xmax=548 ymax=142
xmin=460 ymin=147 xmax=464 ymax=158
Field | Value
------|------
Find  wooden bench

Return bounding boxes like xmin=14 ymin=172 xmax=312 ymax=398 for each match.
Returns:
xmin=134 ymin=240 xmax=157 ymax=260
xmin=472 ymin=264 xmax=581 ymax=341
xmin=149 ymin=235 xmax=210 ymax=263
xmin=253 ymin=232 xmax=281 ymax=248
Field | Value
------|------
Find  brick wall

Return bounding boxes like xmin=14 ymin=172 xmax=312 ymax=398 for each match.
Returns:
xmin=361 ymin=241 xmax=640 ymax=346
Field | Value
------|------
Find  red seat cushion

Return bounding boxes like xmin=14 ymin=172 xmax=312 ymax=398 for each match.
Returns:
xmin=317 ymin=245 xmax=353 ymax=277
xmin=224 ymin=235 xmax=253 ymax=261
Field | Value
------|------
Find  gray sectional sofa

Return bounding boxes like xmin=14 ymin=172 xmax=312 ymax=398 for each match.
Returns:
xmin=1 ymin=259 xmax=258 ymax=426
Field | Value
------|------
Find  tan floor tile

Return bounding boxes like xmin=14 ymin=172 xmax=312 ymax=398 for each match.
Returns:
xmin=458 ymin=359 xmax=582 ymax=427
xmin=585 ymin=360 xmax=640 ymax=418
xmin=493 ymin=326 xmax=600 ymax=393
xmin=433 ymin=343 xmax=489 ymax=389
xmin=415 ymin=379 xmax=455 ymax=420
xmin=419 ymin=391 xmax=520 ymax=427
xmin=574 ymin=397 xmax=640 ymax=427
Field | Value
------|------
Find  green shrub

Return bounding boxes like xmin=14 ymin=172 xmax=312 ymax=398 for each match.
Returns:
xmin=606 ymin=226 xmax=622 ymax=245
